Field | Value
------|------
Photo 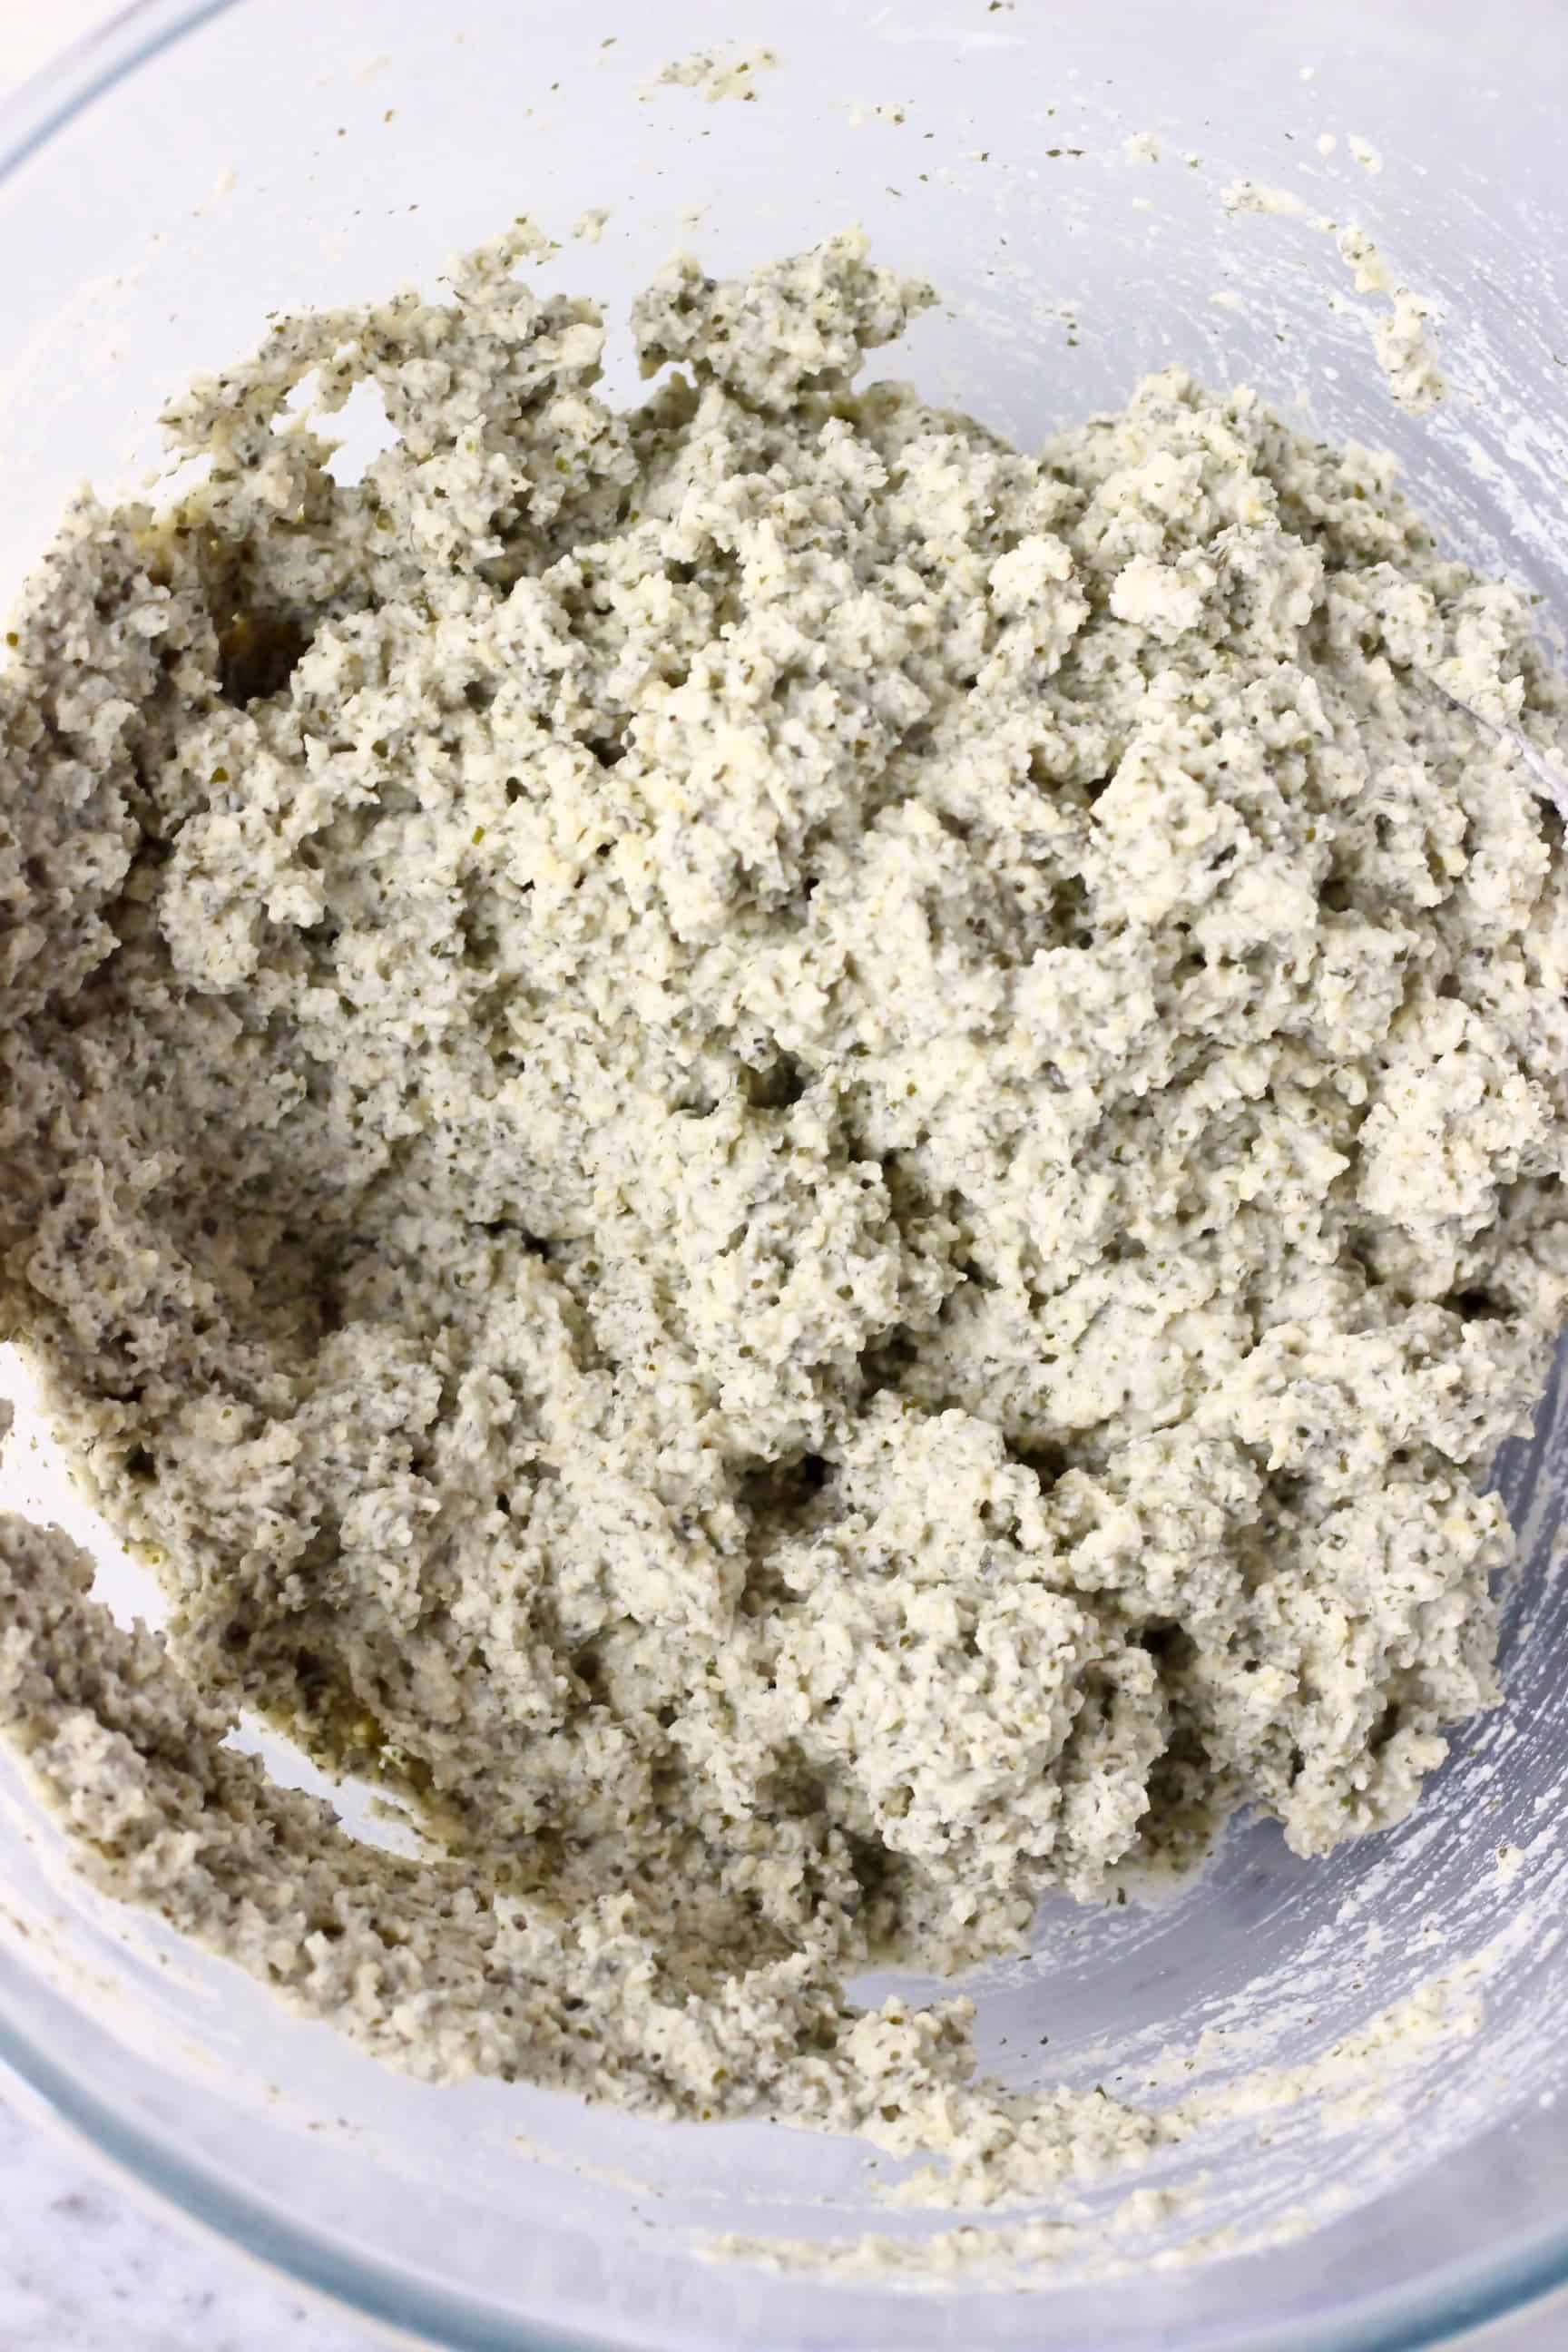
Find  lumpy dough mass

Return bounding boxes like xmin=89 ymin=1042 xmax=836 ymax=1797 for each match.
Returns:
xmin=3 ymin=227 xmax=1568 ymax=2179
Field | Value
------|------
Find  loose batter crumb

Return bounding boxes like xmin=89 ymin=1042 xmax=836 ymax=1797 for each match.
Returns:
xmin=647 ymin=44 xmax=781 ymax=104
xmin=1221 ymin=181 xmax=1445 ymax=411
xmin=2 ymin=224 xmax=1566 ymax=2208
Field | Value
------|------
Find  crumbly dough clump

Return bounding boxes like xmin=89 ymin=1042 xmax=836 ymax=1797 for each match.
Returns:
xmin=3 ymin=227 xmax=1567 ymax=2188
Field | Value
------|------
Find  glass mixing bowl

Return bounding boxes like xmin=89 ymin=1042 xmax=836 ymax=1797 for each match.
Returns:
xmin=4 ymin=3 xmax=1568 ymax=2346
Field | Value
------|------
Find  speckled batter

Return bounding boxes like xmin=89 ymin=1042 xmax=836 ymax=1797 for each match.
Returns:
xmin=3 ymin=226 xmax=1567 ymax=2200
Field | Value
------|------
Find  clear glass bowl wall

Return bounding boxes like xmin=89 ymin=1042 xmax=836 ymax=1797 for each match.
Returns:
xmin=2 ymin=5 xmax=1567 ymax=2349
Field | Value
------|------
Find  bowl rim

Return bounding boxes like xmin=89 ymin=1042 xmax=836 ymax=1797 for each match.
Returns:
xmin=2 ymin=6 xmax=1567 ymax=2347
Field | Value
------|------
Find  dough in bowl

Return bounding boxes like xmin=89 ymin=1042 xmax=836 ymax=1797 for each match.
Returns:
xmin=3 ymin=225 xmax=1566 ymax=2198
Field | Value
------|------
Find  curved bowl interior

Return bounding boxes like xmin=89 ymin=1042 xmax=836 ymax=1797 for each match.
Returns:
xmin=3 ymin=4 xmax=1568 ymax=2348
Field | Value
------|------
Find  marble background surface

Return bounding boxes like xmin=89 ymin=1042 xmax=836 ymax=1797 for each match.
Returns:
xmin=0 ymin=2092 xmax=384 ymax=2352
xmin=0 ymin=4 xmax=1563 ymax=2346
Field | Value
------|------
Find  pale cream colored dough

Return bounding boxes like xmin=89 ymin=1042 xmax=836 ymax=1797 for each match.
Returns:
xmin=2 ymin=223 xmax=1567 ymax=2208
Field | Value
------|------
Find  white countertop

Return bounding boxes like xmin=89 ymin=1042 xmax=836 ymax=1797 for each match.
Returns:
xmin=0 ymin=2088 xmax=383 ymax=2352
xmin=0 ymin=5 xmax=1564 ymax=2347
